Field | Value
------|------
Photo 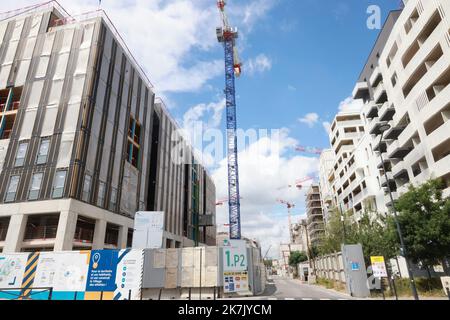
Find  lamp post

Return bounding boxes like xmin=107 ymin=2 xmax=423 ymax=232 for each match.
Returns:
xmin=378 ymin=122 xmax=419 ymax=300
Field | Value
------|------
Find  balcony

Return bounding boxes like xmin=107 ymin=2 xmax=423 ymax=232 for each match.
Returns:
xmin=374 ymin=82 xmax=387 ymax=104
xmin=369 ymin=120 xmax=385 ymax=136
xmin=369 ymin=66 xmax=383 ymax=88
xmin=373 ymin=140 xmax=387 ymax=153
xmin=379 ymin=104 xmax=395 ymax=122
xmin=381 ymin=172 xmax=395 ymax=188
xmin=389 ymin=143 xmax=413 ymax=160
xmin=352 ymin=81 xmax=369 ymax=100
xmin=384 ymin=191 xmax=398 ymax=208
xmin=366 ymin=103 xmax=379 ymax=119
xmin=384 ymin=124 xmax=407 ymax=140
xmin=394 ymin=169 xmax=410 ymax=185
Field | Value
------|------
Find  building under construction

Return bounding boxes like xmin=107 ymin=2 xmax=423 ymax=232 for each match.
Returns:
xmin=0 ymin=2 xmax=216 ymax=253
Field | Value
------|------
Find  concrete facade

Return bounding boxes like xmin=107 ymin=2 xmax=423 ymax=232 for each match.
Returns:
xmin=0 ymin=4 xmax=216 ymax=253
xmin=305 ymin=184 xmax=325 ymax=247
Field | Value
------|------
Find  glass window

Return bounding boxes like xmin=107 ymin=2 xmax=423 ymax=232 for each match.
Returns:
xmin=15 ymin=142 xmax=28 ymax=167
xmin=82 ymin=174 xmax=91 ymax=202
xmin=97 ymin=181 xmax=105 ymax=207
xmin=52 ymin=170 xmax=67 ymax=199
xmin=28 ymin=173 xmax=43 ymax=200
xmin=109 ymin=187 xmax=117 ymax=211
xmin=5 ymin=175 xmax=20 ymax=202
xmin=36 ymin=138 xmax=50 ymax=164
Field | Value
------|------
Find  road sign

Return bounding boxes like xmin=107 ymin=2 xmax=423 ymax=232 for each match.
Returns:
xmin=223 ymin=240 xmax=247 ymax=272
xmin=351 ymin=262 xmax=361 ymax=271
xmin=222 ymin=240 xmax=248 ymax=293
xmin=370 ymin=256 xmax=388 ymax=278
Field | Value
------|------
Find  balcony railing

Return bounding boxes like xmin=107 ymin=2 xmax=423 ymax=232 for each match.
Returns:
xmin=24 ymin=226 xmax=58 ymax=241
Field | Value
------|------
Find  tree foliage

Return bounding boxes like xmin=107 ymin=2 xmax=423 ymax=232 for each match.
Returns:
xmin=386 ymin=179 xmax=450 ymax=267
xmin=288 ymin=251 xmax=308 ymax=267
xmin=312 ymin=179 xmax=449 ymax=271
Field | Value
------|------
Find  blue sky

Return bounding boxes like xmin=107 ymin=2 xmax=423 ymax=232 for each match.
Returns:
xmin=169 ymin=0 xmax=400 ymax=152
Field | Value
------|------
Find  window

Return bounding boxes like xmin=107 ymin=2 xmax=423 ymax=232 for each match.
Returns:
xmin=97 ymin=181 xmax=106 ymax=207
xmin=5 ymin=175 xmax=20 ymax=202
xmin=109 ymin=187 xmax=117 ymax=210
xmin=82 ymin=174 xmax=91 ymax=202
xmin=52 ymin=170 xmax=67 ymax=198
xmin=15 ymin=142 xmax=28 ymax=167
xmin=126 ymin=117 xmax=141 ymax=168
xmin=28 ymin=173 xmax=43 ymax=200
xmin=36 ymin=138 xmax=50 ymax=164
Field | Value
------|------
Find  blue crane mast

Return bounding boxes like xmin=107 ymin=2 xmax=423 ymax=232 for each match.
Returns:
xmin=216 ymin=0 xmax=242 ymax=240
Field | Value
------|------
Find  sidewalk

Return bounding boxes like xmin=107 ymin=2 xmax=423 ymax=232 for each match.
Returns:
xmin=300 ymin=280 xmax=450 ymax=300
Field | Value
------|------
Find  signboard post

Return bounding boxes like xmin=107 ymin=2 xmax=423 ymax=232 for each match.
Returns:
xmin=222 ymin=239 xmax=249 ymax=294
xmin=132 ymin=211 xmax=165 ymax=249
xmin=370 ymin=256 xmax=388 ymax=300
xmin=370 ymin=256 xmax=388 ymax=278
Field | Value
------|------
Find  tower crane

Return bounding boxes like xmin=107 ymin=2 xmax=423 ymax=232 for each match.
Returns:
xmin=216 ymin=0 xmax=242 ymax=239
xmin=276 ymin=199 xmax=295 ymax=242
xmin=276 ymin=176 xmax=314 ymax=191
xmin=216 ymin=196 xmax=243 ymax=206
xmin=295 ymin=145 xmax=323 ymax=156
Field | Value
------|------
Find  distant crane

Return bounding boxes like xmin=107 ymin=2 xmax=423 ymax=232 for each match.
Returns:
xmin=276 ymin=199 xmax=295 ymax=242
xmin=276 ymin=176 xmax=314 ymax=191
xmin=295 ymin=145 xmax=323 ymax=156
xmin=216 ymin=0 xmax=242 ymax=240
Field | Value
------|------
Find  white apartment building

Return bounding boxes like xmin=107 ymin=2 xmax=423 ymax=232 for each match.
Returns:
xmin=305 ymin=184 xmax=325 ymax=246
xmin=380 ymin=0 xmax=450 ymax=197
xmin=318 ymin=149 xmax=335 ymax=222
xmin=353 ymin=0 xmax=450 ymax=206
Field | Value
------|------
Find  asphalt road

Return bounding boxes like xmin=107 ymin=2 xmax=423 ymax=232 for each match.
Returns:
xmin=253 ymin=276 xmax=353 ymax=300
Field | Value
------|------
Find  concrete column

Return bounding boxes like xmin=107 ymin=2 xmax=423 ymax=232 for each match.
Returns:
xmin=54 ymin=211 xmax=78 ymax=251
xmin=118 ymin=225 xmax=128 ymax=249
xmin=3 ymin=214 xmax=28 ymax=253
xmin=92 ymin=219 xmax=107 ymax=250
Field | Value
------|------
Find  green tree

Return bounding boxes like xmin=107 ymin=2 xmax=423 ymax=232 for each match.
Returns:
xmin=288 ymin=251 xmax=308 ymax=267
xmin=353 ymin=212 xmax=397 ymax=265
xmin=386 ymin=179 xmax=450 ymax=273
xmin=318 ymin=208 xmax=356 ymax=255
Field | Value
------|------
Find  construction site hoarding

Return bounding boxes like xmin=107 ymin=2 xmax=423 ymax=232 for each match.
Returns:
xmin=0 ymin=249 xmax=144 ymax=300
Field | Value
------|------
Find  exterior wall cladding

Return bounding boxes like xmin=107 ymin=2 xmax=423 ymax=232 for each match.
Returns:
xmin=320 ymin=0 xmax=450 ymax=222
xmin=0 ymin=7 xmax=216 ymax=253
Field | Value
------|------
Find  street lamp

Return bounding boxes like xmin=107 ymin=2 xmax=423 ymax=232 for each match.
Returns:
xmin=378 ymin=122 xmax=419 ymax=300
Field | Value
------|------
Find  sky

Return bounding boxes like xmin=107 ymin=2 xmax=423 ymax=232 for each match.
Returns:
xmin=2 ymin=0 xmax=401 ymax=258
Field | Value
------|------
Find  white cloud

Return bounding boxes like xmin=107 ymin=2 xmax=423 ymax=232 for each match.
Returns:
xmin=212 ymin=129 xmax=319 ymax=258
xmin=298 ymin=113 xmax=319 ymax=128
xmin=5 ymin=0 xmax=275 ymax=93
xmin=182 ymin=99 xmax=226 ymax=131
xmin=287 ymin=85 xmax=297 ymax=91
xmin=322 ymin=121 xmax=332 ymax=135
xmin=246 ymin=54 xmax=272 ymax=75
xmin=338 ymin=96 xmax=364 ymax=113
